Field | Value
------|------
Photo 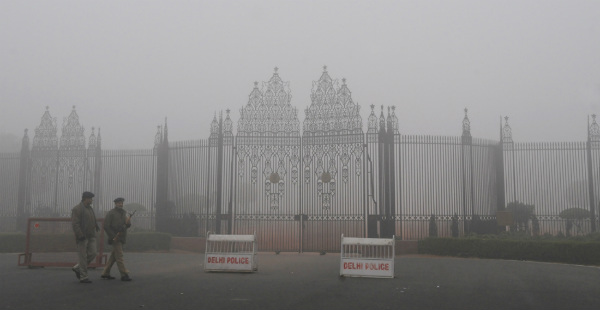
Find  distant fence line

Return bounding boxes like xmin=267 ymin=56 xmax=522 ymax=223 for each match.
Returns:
xmin=1 ymin=120 xmax=598 ymax=252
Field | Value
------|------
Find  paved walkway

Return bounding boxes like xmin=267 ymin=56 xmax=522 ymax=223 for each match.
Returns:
xmin=2 ymin=252 xmax=599 ymax=310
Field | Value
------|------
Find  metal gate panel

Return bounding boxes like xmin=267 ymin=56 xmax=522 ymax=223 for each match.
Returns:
xmin=234 ymin=137 xmax=301 ymax=252
xmin=232 ymin=69 xmax=302 ymax=251
xmin=301 ymin=68 xmax=366 ymax=252
xmin=301 ymin=136 xmax=365 ymax=252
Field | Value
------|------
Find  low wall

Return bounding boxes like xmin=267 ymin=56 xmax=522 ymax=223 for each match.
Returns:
xmin=170 ymin=237 xmax=419 ymax=255
xmin=170 ymin=237 xmax=206 ymax=253
xmin=395 ymin=240 xmax=418 ymax=255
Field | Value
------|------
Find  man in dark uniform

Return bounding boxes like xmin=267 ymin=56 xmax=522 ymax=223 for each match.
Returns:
xmin=101 ymin=197 xmax=132 ymax=281
xmin=71 ymin=191 xmax=100 ymax=283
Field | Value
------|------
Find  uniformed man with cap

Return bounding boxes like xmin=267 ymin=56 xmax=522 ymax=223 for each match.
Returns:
xmin=101 ymin=197 xmax=133 ymax=281
xmin=71 ymin=191 xmax=100 ymax=283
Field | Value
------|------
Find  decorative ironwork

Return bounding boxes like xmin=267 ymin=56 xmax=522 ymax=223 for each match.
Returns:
xmin=302 ymin=66 xmax=364 ymax=211
xmin=234 ymin=214 xmax=297 ymax=221
xmin=462 ymin=108 xmax=471 ymax=137
xmin=236 ymin=68 xmax=301 ymax=211
xmin=32 ymin=106 xmax=58 ymax=151
xmin=210 ymin=113 xmax=219 ymax=139
xmin=303 ymin=67 xmax=362 ymax=136
xmin=376 ymin=105 xmax=399 ymax=134
xmin=223 ymin=109 xmax=233 ymax=136
xmin=154 ymin=125 xmax=162 ymax=148
xmin=379 ymin=106 xmax=386 ymax=132
xmin=59 ymin=106 xmax=86 ymax=151
xmin=237 ymin=68 xmax=299 ymax=136
xmin=88 ymin=127 xmax=97 ymax=151
xmin=31 ymin=107 xmax=58 ymax=194
xmin=390 ymin=106 xmax=399 ymax=133
xmin=502 ymin=116 xmax=513 ymax=143
xmin=367 ymin=104 xmax=378 ymax=133
xmin=58 ymin=106 xmax=87 ymax=188
xmin=589 ymin=114 xmax=600 ymax=142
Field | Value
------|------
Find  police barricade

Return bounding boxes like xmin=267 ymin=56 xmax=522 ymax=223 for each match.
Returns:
xmin=204 ymin=232 xmax=258 ymax=272
xmin=339 ymin=234 xmax=395 ymax=278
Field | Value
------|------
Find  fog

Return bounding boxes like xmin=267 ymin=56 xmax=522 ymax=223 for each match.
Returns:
xmin=1 ymin=0 xmax=599 ymax=150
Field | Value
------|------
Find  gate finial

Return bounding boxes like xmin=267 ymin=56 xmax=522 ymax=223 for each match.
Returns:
xmin=462 ymin=108 xmax=471 ymax=137
xmin=589 ymin=114 xmax=600 ymax=141
xmin=502 ymin=116 xmax=513 ymax=143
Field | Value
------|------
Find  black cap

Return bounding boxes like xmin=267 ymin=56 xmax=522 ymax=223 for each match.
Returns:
xmin=82 ymin=191 xmax=95 ymax=199
xmin=113 ymin=197 xmax=125 ymax=203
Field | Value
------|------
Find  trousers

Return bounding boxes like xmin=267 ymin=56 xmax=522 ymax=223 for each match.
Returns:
xmin=102 ymin=241 xmax=129 ymax=276
xmin=73 ymin=237 xmax=97 ymax=280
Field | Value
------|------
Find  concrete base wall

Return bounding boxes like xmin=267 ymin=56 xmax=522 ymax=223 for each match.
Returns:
xmin=170 ymin=237 xmax=419 ymax=255
xmin=170 ymin=237 xmax=206 ymax=253
xmin=395 ymin=240 xmax=419 ymax=255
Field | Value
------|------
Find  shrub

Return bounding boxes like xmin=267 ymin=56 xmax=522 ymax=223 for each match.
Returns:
xmin=418 ymin=236 xmax=600 ymax=265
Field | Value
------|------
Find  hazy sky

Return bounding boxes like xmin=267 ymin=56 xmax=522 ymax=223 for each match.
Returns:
xmin=1 ymin=0 xmax=599 ymax=150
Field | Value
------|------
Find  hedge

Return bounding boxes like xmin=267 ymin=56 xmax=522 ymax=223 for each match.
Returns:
xmin=418 ymin=237 xmax=600 ymax=265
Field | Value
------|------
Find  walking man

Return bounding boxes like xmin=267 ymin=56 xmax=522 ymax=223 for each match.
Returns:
xmin=71 ymin=191 xmax=100 ymax=283
xmin=101 ymin=197 xmax=133 ymax=281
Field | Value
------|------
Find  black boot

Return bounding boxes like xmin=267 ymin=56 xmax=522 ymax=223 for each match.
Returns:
xmin=72 ymin=267 xmax=81 ymax=280
xmin=101 ymin=274 xmax=116 ymax=280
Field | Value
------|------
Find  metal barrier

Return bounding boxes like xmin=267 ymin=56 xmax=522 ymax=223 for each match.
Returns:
xmin=340 ymin=234 xmax=395 ymax=278
xmin=204 ymin=232 xmax=258 ymax=272
xmin=18 ymin=217 xmax=107 ymax=268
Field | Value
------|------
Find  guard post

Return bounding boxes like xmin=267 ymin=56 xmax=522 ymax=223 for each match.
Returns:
xmin=204 ymin=232 xmax=258 ymax=272
xmin=340 ymin=234 xmax=395 ymax=278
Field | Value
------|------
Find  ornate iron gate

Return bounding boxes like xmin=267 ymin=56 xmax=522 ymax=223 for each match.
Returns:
xmin=8 ymin=69 xmax=600 ymax=251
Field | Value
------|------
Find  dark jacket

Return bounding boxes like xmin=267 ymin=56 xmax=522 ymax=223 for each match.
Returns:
xmin=104 ymin=207 xmax=131 ymax=244
xmin=71 ymin=202 xmax=99 ymax=240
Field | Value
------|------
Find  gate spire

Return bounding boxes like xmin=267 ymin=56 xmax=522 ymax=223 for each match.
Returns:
xmin=502 ymin=116 xmax=513 ymax=143
xmin=236 ymin=68 xmax=300 ymax=212
xmin=462 ymin=108 xmax=471 ymax=137
xmin=589 ymin=114 xmax=600 ymax=142
xmin=367 ymin=104 xmax=378 ymax=133
xmin=60 ymin=106 xmax=86 ymax=151
xmin=32 ymin=106 xmax=58 ymax=151
xmin=238 ymin=67 xmax=298 ymax=136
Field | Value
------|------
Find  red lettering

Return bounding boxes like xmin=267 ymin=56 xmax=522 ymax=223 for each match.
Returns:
xmin=209 ymin=256 xmax=253 ymax=265
xmin=366 ymin=263 xmax=386 ymax=270
xmin=343 ymin=262 xmax=365 ymax=270
xmin=215 ymin=256 xmax=251 ymax=264
xmin=208 ymin=256 xmax=225 ymax=264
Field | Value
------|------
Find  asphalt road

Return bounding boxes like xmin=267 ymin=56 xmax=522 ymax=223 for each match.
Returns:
xmin=1 ymin=252 xmax=599 ymax=310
